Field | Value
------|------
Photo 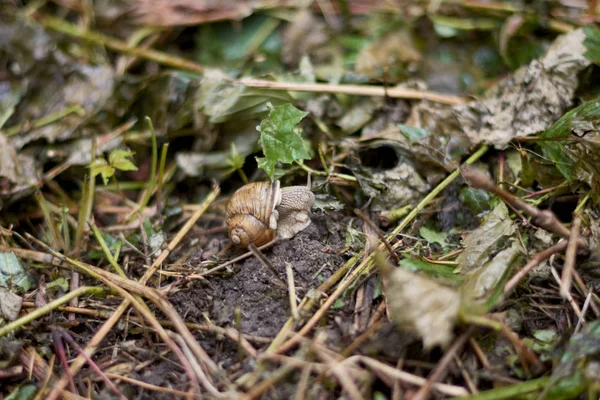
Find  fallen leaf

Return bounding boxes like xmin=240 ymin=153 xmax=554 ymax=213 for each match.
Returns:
xmin=0 ymin=287 xmax=22 ymax=321
xmin=377 ymin=253 xmax=461 ymax=349
xmin=455 ymin=203 xmax=517 ymax=274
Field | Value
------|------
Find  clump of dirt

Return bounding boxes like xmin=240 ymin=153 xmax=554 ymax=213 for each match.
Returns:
xmin=208 ymin=211 xmax=347 ymax=338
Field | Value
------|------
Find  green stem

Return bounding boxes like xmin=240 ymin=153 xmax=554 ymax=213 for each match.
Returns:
xmin=128 ymin=117 xmax=158 ymax=222
xmin=89 ymin=223 xmax=126 ymax=278
xmin=34 ymin=14 xmax=205 ymax=74
xmin=75 ymin=139 xmax=97 ymax=252
xmin=392 ymin=145 xmax=489 ymax=238
xmin=0 ymin=286 xmax=108 ymax=337
xmin=448 ymin=376 xmax=551 ymax=400
xmin=3 ymin=105 xmax=85 ymax=137
xmin=156 ymin=143 xmax=169 ymax=200
xmin=295 ymin=161 xmax=357 ymax=182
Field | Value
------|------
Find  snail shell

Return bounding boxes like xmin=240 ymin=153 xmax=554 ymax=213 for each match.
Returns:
xmin=225 ymin=181 xmax=282 ymax=247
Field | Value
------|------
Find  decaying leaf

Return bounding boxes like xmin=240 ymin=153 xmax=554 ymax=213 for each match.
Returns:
xmin=8 ymin=64 xmax=115 ymax=149
xmin=404 ymin=28 xmax=591 ymax=169
xmin=460 ymin=239 xmax=525 ymax=305
xmin=0 ymin=287 xmax=22 ymax=321
xmin=0 ymin=134 xmax=40 ymax=210
xmin=542 ymin=321 xmax=600 ymax=399
xmin=196 ymin=69 xmax=293 ymax=124
xmin=377 ymin=253 xmax=461 ymax=349
xmin=349 ymin=140 xmax=435 ymax=212
xmin=282 ymin=10 xmax=329 ymax=66
xmin=455 ymin=202 xmax=517 ymax=274
xmin=355 ymin=30 xmax=421 ymax=79
xmin=132 ymin=0 xmax=254 ymax=27
xmin=0 ymin=251 xmax=32 ymax=293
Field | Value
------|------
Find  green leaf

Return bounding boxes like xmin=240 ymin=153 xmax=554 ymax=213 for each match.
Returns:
xmin=226 ymin=143 xmax=245 ymax=171
xmin=88 ymin=159 xmax=115 ymax=185
xmin=46 ymin=277 xmax=69 ymax=292
xmin=539 ymin=99 xmax=600 ymax=180
xmin=109 ymin=149 xmax=138 ymax=172
xmin=399 ymin=257 xmax=461 ymax=282
xmin=459 ymin=187 xmax=493 ymax=215
xmin=399 ymin=124 xmax=429 ymax=142
xmin=5 ymin=384 xmax=37 ymax=400
xmin=583 ymin=26 xmax=600 ymax=64
xmin=255 ymin=103 xmax=310 ymax=180
xmin=419 ymin=224 xmax=448 ymax=247
xmin=0 ymin=251 xmax=32 ymax=293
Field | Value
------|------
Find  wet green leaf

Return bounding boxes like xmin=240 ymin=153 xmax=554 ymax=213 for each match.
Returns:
xmin=226 ymin=143 xmax=245 ymax=172
xmin=399 ymin=124 xmax=429 ymax=143
xmin=399 ymin=257 xmax=461 ymax=282
xmin=419 ymin=224 xmax=448 ymax=247
xmin=583 ymin=26 xmax=600 ymax=64
xmin=46 ymin=277 xmax=69 ymax=292
xmin=459 ymin=187 xmax=493 ymax=216
xmin=0 ymin=251 xmax=31 ymax=293
xmin=539 ymin=99 xmax=600 ymax=180
xmin=197 ymin=70 xmax=292 ymax=124
xmin=88 ymin=159 xmax=115 ymax=185
xmin=195 ymin=14 xmax=281 ymax=73
xmin=460 ymin=240 xmax=525 ymax=309
xmin=108 ymin=149 xmax=138 ymax=172
xmin=255 ymin=103 xmax=310 ymax=180
xmin=5 ymin=383 xmax=36 ymax=400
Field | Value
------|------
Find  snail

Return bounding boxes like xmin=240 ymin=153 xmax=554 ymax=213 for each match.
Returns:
xmin=225 ymin=179 xmax=315 ymax=247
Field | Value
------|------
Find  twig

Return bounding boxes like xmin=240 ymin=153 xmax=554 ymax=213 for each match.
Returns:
xmin=461 ymin=168 xmax=587 ymax=248
xmin=286 ymin=263 xmax=299 ymax=320
xmin=575 ymin=291 xmax=593 ymax=333
xmin=503 ymin=240 xmax=568 ymax=296
xmin=33 ymin=14 xmax=205 ymax=74
xmin=272 ymin=146 xmax=490 ymax=355
xmin=200 ymin=239 xmax=279 ymax=276
xmin=106 ymin=373 xmax=191 ymax=397
xmin=140 ymin=183 xmax=220 ymax=282
xmin=294 ymin=364 xmax=312 ymax=400
xmin=354 ymin=208 xmax=400 ymax=263
xmin=344 ymin=356 xmax=469 ymax=397
xmin=51 ymin=330 xmax=76 ymax=394
xmin=240 ymin=78 xmax=467 ymax=105
xmin=57 ymin=329 xmax=128 ymax=400
xmin=315 ymin=346 xmax=365 ymax=400
xmin=248 ymin=243 xmax=288 ymax=289
xmin=572 ymin=269 xmax=600 ymax=317
xmin=0 ymin=286 xmax=108 ymax=337
xmin=3 ymin=105 xmax=85 ymax=137
xmin=551 ymin=267 xmax=584 ymax=325
xmin=560 ymin=216 xmax=582 ymax=298
xmin=412 ymin=327 xmax=474 ymax=400
xmin=4 ymin=245 xmax=214 ymax=398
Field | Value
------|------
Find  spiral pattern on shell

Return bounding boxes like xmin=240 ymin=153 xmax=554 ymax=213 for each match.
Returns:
xmin=225 ymin=181 xmax=281 ymax=247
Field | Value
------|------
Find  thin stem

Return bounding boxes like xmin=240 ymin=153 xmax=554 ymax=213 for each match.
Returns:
xmin=0 ymin=286 xmax=108 ymax=337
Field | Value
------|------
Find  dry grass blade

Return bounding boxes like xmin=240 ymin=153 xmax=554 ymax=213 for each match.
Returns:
xmin=560 ymin=216 xmax=582 ymax=298
xmin=504 ymin=240 xmax=568 ymax=296
xmin=240 ymin=79 xmax=467 ymax=105
xmin=412 ymin=327 xmax=474 ymax=400
xmin=343 ymin=356 xmax=469 ymax=397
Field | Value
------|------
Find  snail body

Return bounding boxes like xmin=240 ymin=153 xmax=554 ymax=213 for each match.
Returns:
xmin=226 ymin=180 xmax=315 ymax=247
